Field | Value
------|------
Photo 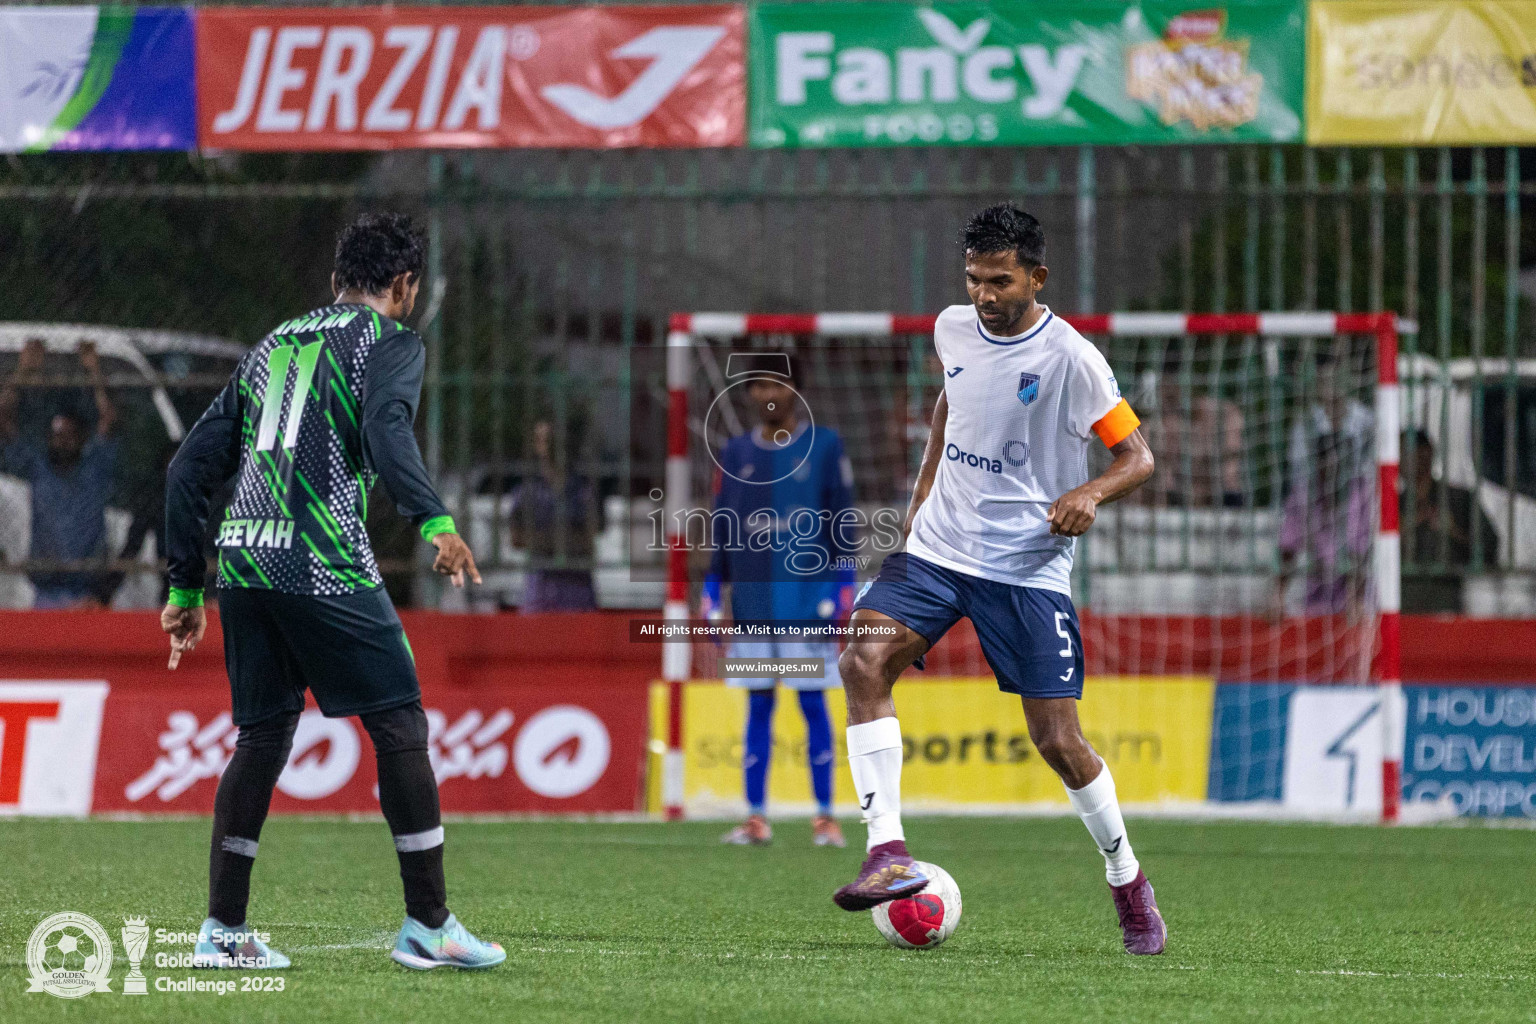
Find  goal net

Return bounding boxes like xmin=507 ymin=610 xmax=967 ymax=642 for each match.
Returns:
xmin=659 ymin=312 xmax=1403 ymax=821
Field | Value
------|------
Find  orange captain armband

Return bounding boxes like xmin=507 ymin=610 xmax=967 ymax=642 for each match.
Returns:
xmin=1092 ymin=399 xmax=1140 ymax=448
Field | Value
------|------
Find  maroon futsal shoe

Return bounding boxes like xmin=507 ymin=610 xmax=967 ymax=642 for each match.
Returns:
xmin=1110 ymin=869 xmax=1167 ymax=955
xmin=831 ymin=840 xmax=930 ymax=911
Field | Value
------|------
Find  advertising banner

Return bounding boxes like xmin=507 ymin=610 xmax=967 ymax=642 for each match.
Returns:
xmin=0 ymin=6 xmax=196 ymax=152
xmin=0 ymin=610 xmax=660 ymax=816
xmin=92 ymin=682 xmax=647 ymax=815
xmin=1404 ymin=686 xmax=1536 ymax=817
xmin=196 ymin=5 xmax=744 ymax=150
xmin=650 ymin=677 xmax=1214 ymax=812
xmin=1281 ymin=685 xmax=1405 ymax=817
xmin=0 ymin=682 xmax=109 ymax=815
xmin=749 ymin=2 xmax=1304 ymax=148
xmin=1308 ymin=1 xmax=1536 ymax=145
xmin=1210 ymin=683 xmax=1536 ymax=818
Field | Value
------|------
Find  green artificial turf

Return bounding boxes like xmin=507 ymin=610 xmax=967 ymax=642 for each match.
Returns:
xmin=0 ymin=816 xmax=1531 ymax=1023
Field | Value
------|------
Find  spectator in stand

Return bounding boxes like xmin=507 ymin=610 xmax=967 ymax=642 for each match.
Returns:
xmin=1401 ymin=430 xmax=1500 ymax=613
xmin=1276 ymin=431 xmax=1371 ymax=616
xmin=1287 ymin=347 xmax=1373 ymax=497
xmin=0 ymin=339 xmax=121 ymax=608
xmin=509 ymin=419 xmax=598 ymax=612
xmin=1142 ymin=354 xmax=1245 ymax=507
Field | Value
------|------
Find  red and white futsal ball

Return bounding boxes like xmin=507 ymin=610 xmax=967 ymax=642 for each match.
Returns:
xmin=872 ymin=862 xmax=962 ymax=949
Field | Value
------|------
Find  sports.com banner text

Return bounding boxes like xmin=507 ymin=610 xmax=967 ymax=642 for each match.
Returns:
xmin=196 ymin=5 xmax=744 ymax=150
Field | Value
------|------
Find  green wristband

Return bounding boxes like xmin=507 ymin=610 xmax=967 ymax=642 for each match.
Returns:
xmin=168 ymin=587 xmax=204 ymax=609
xmin=420 ymin=515 xmax=457 ymax=541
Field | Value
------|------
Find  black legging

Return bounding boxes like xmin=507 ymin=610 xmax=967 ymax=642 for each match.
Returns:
xmin=207 ymin=701 xmax=448 ymax=928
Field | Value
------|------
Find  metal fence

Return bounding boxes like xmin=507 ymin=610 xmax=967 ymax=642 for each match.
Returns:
xmin=1 ymin=144 xmax=1533 ymax=612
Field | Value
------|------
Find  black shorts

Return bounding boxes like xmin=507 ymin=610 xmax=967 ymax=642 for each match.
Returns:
xmin=219 ymin=586 xmax=420 ymax=725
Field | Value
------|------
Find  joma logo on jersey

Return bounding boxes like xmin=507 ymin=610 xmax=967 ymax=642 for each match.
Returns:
xmin=217 ymin=518 xmax=296 ymax=550
xmin=1017 ymin=372 xmax=1041 ymax=406
xmin=946 ymin=443 xmax=1003 ymax=474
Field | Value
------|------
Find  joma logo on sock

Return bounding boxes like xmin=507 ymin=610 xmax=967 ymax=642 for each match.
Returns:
xmin=216 ymin=518 xmax=295 ymax=549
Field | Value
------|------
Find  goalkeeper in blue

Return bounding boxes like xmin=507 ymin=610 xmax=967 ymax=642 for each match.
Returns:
xmin=705 ymin=362 xmax=856 ymax=848
xmin=160 ymin=213 xmax=504 ymax=971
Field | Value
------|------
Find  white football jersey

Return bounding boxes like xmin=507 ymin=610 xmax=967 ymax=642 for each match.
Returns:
xmin=907 ymin=304 xmax=1139 ymax=595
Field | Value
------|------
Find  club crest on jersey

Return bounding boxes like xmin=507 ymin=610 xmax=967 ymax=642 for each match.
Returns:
xmin=1017 ymin=372 xmax=1041 ymax=406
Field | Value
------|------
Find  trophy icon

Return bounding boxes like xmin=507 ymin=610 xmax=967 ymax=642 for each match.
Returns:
xmin=120 ymin=917 xmax=148 ymax=995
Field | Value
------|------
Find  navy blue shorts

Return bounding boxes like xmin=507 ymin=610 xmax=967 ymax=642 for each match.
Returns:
xmin=853 ymin=552 xmax=1084 ymax=699
xmin=218 ymin=586 xmax=421 ymax=725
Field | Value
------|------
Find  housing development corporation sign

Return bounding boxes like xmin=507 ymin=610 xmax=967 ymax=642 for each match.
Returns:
xmin=749 ymin=2 xmax=1304 ymax=148
xmin=196 ymin=5 xmax=744 ymax=150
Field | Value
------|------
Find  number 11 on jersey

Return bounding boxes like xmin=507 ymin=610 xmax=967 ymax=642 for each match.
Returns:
xmin=255 ymin=341 xmax=323 ymax=453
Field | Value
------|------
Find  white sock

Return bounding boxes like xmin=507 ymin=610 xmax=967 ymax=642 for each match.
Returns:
xmin=1065 ymin=762 xmax=1140 ymax=886
xmin=846 ymin=718 xmax=904 ymax=851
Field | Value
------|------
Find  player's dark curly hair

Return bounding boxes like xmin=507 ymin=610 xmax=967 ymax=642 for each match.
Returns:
xmin=961 ymin=203 xmax=1046 ymax=268
xmin=333 ymin=212 xmax=426 ymax=295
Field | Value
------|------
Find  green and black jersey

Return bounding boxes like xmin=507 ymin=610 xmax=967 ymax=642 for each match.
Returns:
xmin=165 ymin=303 xmax=454 ymax=603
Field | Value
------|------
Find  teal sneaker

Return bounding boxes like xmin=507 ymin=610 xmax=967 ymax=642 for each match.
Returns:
xmin=390 ymin=914 xmax=505 ymax=971
xmin=192 ymin=917 xmax=291 ymax=969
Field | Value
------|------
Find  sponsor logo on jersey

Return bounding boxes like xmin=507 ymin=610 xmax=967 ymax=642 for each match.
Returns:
xmin=1002 ymin=440 xmax=1030 ymax=468
xmin=1017 ymin=371 xmax=1041 ymax=405
xmin=946 ymin=442 xmax=1002 ymax=474
xmin=215 ymin=518 xmax=296 ymax=550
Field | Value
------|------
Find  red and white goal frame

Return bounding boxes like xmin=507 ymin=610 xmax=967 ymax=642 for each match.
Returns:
xmin=660 ymin=311 xmax=1406 ymax=822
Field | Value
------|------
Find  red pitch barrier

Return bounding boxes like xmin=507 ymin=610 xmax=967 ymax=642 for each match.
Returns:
xmin=0 ymin=610 xmax=1525 ymax=817
xmin=0 ymin=610 xmax=657 ymax=817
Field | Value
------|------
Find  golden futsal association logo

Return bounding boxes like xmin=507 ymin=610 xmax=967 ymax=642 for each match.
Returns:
xmin=26 ymin=911 xmax=114 ymax=999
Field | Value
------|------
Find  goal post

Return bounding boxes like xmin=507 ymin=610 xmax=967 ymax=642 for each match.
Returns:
xmin=661 ymin=311 xmax=1405 ymax=823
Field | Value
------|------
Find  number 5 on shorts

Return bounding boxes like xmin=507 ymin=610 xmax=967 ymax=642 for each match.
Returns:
xmin=1055 ymin=611 xmax=1073 ymax=657
xmin=256 ymin=341 xmax=323 ymax=452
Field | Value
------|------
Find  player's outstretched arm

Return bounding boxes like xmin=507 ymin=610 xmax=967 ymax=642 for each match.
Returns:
xmin=162 ymin=376 xmax=243 ymax=667
xmin=1048 ymin=428 xmax=1154 ymax=537
xmin=902 ymin=392 xmax=949 ymax=541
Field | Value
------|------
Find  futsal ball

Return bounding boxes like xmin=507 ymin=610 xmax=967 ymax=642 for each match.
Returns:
xmin=872 ymin=861 xmax=962 ymax=949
